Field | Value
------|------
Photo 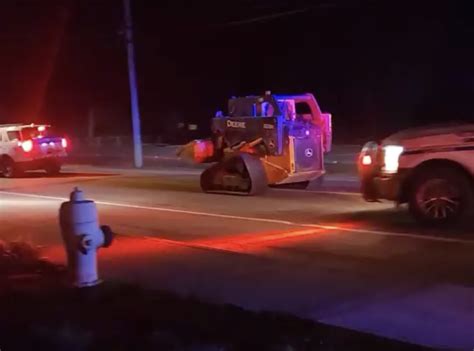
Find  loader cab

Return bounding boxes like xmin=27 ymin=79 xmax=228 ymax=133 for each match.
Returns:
xmin=227 ymin=94 xmax=281 ymax=118
xmin=275 ymin=94 xmax=322 ymax=124
xmin=275 ymin=94 xmax=332 ymax=153
xmin=295 ymin=102 xmax=315 ymax=123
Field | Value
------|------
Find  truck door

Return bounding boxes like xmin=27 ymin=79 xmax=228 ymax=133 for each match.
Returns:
xmin=291 ymin=101 xmax=324 ymax=173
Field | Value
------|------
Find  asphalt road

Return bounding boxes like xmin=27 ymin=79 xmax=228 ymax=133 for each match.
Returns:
xmin=1 ymin=166 xmax=473 ymax=349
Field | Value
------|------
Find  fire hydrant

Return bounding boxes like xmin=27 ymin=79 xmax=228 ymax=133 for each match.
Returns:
xmin=59 ymin=187 xmax=114 ymax=287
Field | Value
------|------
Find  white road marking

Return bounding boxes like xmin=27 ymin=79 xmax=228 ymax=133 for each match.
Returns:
xmin=1 ymin=190 xmax=473 ymax=245
xmin=307 ymin=190 xmax=360 ymax=196
xmin=63 ymin=166 xmax=202 ymax=176
xmin=136 ymin=228 xmax=323 ymax=255
xmin=63 ymin=165 xmax=360 ymax=195
xmin=273 ymin=188 xmax=360 ymax=196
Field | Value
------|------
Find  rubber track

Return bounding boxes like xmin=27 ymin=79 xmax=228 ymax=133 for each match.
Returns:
xmin=200 ymin=154 xmax=267 ymax=195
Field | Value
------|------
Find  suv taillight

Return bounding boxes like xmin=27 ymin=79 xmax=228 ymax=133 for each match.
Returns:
xmin=21 ymin=139 xmax=33 ymax=152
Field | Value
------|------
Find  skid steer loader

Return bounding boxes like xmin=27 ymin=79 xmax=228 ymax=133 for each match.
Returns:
xmin=178 ymin=91 xmax=332 ymax=195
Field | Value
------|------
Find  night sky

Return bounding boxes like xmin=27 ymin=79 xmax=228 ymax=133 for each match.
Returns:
xmin=0 ymin=0 xmax=473 ymax=143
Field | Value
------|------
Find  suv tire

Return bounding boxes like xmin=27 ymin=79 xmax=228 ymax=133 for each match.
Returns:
xmin=408 ymin=166 xmax=472 ymax=224
xmin=1 ymin=157 xmax=18 ymax=178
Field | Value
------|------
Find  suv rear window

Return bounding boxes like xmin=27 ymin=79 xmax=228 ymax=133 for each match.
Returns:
xmin=6 ymin=131 xmax=20 ymax=141
xmin=21 ymin=127 xmax=50 ymax=139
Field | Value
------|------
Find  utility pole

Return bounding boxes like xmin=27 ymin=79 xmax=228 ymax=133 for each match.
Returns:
xmin=123 ymin=0 xmax=143 ymax=168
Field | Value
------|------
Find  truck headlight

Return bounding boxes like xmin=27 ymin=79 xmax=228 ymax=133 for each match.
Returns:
xmin=361 ymin=155 xmax=372 ymax=165
xmin=383 ymin=145 xmax=404 ymax=173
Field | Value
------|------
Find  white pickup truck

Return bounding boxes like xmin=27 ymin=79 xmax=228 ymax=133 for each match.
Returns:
xmin=358 ymin=123 xmax=474 ymax=224
xmin=0 ymin=124 xmax=68 ymax=178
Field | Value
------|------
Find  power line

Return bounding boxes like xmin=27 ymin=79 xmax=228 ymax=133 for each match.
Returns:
xmin=222 ymin=7 xmax=313 ymax=26
xmin=217 ymin=0 xmax=371 ymax=27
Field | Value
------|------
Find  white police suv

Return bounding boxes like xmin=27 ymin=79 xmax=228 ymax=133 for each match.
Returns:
xmin=0 ymin=123 xmax=68 ymax=178
xmin=358 ymin=123 xmax=474 ymax=224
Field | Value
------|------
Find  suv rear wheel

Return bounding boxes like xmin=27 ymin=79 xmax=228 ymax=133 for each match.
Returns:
xmin=408 ymin=167 xmax=472 ymax=224
xmin=1 ymin=157 xmax=17 ymax=178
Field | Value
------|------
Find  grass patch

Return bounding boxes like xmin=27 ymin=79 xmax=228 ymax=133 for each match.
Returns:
xmin=0 ymin=281 xmax=430 ymax=351
xmin=0 ymin=241 xmax=430 ymax=350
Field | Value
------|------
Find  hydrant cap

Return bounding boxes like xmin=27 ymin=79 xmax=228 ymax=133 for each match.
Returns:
xmin=70 ymin=187 xmax=85 ymax=202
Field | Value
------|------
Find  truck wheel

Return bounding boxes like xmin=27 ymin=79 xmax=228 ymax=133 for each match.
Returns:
xmin=408 ymin=167 xmax=472 ymax=224
xmin=1 ymin=157 xmax=17 ymax=178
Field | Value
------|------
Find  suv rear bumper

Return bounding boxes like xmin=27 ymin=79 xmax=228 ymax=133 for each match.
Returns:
xmin=17 ymin=156 xmax=66 ymax=171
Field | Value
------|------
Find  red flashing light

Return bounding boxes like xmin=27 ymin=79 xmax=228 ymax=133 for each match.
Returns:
xmin=61 ymin=138 xmax=68 ymax=148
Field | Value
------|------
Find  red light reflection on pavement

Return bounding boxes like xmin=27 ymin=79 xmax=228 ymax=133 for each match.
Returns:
xmin=191 ymin=228 xmax=328 ymax=253
xmin=316 ymin=221 xmax=361 ymax=231
xmin=41 ymin=220 xmax=370 ymax=264
xmin=41 ymin=227 xmax=333 ymax=264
